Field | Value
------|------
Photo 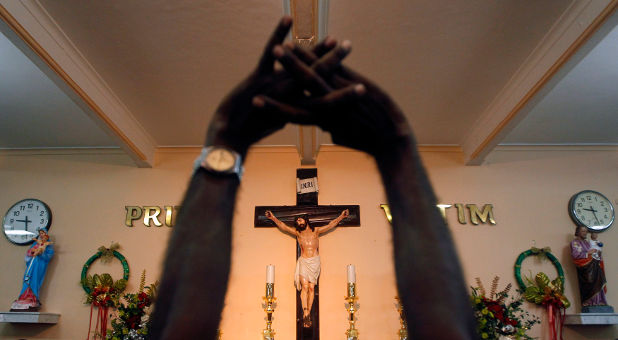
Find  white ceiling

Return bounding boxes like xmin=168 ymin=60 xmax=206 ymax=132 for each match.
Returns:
xmin=503 ymin=23 xmax=618 ymax=145
xmin=0 ymin=32 xmax=116 ymax=148
xmin=0 ymin=1 xmax=616 ymax=166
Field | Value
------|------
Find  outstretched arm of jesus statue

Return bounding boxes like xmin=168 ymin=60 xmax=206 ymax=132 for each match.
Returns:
xmin=316 ymin=209 xmax=349 ymax=235
xmin=265 ymin=210 xmax=297 ymax=236
xmin=255 ymin=42 xmax=479 ymax=339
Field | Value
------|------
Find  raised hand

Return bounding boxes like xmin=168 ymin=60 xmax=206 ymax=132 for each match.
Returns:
xmin=256 ymin=41 xmax=414 ymax=158
xmin=205 ymin=18 xmax=345 ymax=158
xmin=204 ymin=17 xmax=297 ymax=157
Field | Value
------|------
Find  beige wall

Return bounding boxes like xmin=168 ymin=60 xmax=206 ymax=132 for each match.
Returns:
xmin=0 ymin=146 xmax=616 ymax=339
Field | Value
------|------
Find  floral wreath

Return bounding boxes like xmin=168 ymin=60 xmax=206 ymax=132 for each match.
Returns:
xmin=81 ymin=244 xmax=130 ymax=340
xmin=514 ymin=247 xmax=570 ymax=340
xmin=81 ymin=243 xmax=130 ymax=294
xmin=514 ymin=247 xmax=564 ymax=291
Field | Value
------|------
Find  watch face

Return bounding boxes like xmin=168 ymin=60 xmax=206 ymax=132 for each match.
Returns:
xmin=569 ymin=190 xmax=615 ymax=231
xmin=204 ymin=148 xmax=236 ymax=172
xmin=3 ymin=199 xmax=52 ymax=245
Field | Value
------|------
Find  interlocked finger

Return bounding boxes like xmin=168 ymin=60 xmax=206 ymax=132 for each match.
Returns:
xmin=307 ymin=83 xmax=366 ymax=109
xmin=274 ymin=45 xmax=332 ymax=96
xmin=253 ymin=95 xmax=318 ymax=126
xmin=257 ymin=16 xmax=293 ymax=74
xmin=288 ymin=36 xmax=337 ymax=65
xmin=312 ymin=40 xmax=352 ymax=80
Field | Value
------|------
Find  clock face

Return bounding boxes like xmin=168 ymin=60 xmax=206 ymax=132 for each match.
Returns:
xmin=569 ymin=190 xmax=615 ymax=231
xmin=205 ymin=148 xmax=235 ymax=171
xmin=3 ymin=199 xmax=52 ymax=245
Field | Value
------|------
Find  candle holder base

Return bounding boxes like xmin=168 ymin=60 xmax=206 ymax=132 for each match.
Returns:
xmin=345 ymin=283 xmax=359 ymax=340
xmin=346 ymin=328 xmax=359 ymax=340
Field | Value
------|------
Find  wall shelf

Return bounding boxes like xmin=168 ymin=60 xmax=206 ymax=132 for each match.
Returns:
xmin=0 ymin=312 xmax=60 ymax=324
xmin=564 ymin=313 xmax=618 ymax=325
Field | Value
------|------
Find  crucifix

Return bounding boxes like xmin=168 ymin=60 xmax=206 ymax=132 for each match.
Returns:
xmin=255 ymin=168 xmax=360 ymax=340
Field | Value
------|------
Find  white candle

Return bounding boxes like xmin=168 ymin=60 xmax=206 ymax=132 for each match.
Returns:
xmin=266 ymin=264 xmax=275 ymax=284
xmin=347 ymin=264 xmax=356 ymax=283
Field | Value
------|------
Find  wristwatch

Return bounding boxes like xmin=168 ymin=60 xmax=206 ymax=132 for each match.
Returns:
xmin=194 ymin=146 xmax=244 ymax=180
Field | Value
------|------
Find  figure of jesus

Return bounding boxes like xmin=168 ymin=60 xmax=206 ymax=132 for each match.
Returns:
xmin=265 ymin=209 xmax=349 ymax=327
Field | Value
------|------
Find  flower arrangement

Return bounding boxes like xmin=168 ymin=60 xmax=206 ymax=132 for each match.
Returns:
xmin=523 ymin=272 xmax=569 ymax=340
xmin=523 ymin=272 xmax=569 ymax=309
xmin=83 ymin=273 xmax=127 ymax=308
xmin=107 ymin=270 xmax=158 ymax=340
xmin=471 ymin=276 xmax=540 ymax=340
xmin=82 ymin=273 xmax=127 ymax=339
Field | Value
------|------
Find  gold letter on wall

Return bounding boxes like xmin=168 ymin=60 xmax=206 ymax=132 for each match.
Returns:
xmin=436 ymin=204 xmax=452 ymax=219
xmin=380 ymin=204 xmax=393 ymax=224
xmin=467 ymin=204 xmax=496 ymax=225
xmin=164 ymin=206 xmax=180 ymax=227
xmin=143 ymin=206 xmax=163 ymax=227
xmin=454 ymin=204 xmax=467 ymax=224
xmin=125 ymin=206 xmax=143 ymax=227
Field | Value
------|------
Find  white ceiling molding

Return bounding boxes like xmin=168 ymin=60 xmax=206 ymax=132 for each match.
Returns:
xmin=460 ymin=0 xmax=618 ymax=165
xmin=493 ymin=145 xmax=618 ymax=152
xmin=0 ymin=1 xmax=156 ymax=167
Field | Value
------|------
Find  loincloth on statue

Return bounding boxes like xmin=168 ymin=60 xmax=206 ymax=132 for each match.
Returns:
xmin=294 ymin=255 xmax=321 ymax=291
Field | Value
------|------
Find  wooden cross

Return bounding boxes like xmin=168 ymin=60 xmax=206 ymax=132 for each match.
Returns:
xmin=254 ymin=168 xmax=360 ymax=340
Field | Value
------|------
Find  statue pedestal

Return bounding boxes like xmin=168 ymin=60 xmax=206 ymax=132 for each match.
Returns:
xmin=564 ymin=313 xmax=618 ymax=325
xmin=0 ymin=311 xmax=60 ymax=324
xmin=582 ymin=305 xmax=614 ymax=313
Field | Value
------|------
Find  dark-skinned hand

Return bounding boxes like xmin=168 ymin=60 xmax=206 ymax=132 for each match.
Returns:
xmin=254 ymin=41 xmax=414 ymax=158
xmin=205 ymin=17 xmax=343 ymax=158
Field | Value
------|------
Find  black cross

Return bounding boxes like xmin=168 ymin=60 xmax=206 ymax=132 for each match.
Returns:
xmin=255 ymin=168 xmax=360 ymax=340
xmin=16 ymin=216 xmax=32 ymax=230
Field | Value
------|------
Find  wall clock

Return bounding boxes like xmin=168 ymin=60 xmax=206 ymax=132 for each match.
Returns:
xmin=2 ymin=198 xmax=52 ymax=245
xmin=568 ymin=190 xmax=615 ymax=231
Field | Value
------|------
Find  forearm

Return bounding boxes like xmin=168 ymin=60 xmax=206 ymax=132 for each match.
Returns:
xmin=150 ymin=169 xmax=239 ymax=339
xmin=320 ymin=213 xmax=345 ymax=234
xmin=271 ymin=218 xmax=288 ymax=232
xmin=376 ymin=138 xmax=478 ymax=340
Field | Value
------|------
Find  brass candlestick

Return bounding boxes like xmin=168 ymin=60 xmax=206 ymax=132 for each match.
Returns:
xmin=344 ymin=283 xmax=360 ymax=340
xmin=395 ymin=297 xmax=408 ymax=340
xmin=262 ymin=283 xmax=277 ymax=340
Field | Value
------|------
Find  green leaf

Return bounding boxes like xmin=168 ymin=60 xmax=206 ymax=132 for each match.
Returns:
xmin=114 ymin=279 xmax=127 ymax=292
xmin=100 ymin=273 xmax=114 ymax=287
xmin=523 ymin=286 xmax=540 ymax=302
xmin=551 ymin=277 xmax=564 ymax=293
xmin=81 ymin=275 xmax=94 ymax=290
xmin=535 ymin=272 xmax=550 ymax=289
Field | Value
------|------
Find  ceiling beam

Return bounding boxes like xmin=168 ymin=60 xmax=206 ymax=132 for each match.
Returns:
xmin=296 ymin=126 xmax=321 ymax=165
xmin=0 ymin=1 xmax=156 ymax=167
xmin=285 ymin=0 xmax=329 ymax=165
xmin=461 ymin=0 xmax=618 ymax=165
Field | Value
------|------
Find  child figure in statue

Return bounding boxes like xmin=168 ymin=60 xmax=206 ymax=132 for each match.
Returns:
xmin=11 ymin=228 xmax=55 ymax=311
xmin=589 ymin=232 xmax=603 ymax=261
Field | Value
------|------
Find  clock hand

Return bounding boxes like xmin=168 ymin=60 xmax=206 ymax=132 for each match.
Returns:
xmin=16 ymin=216 xmax=32 ymax=229
xmin=589 ymin=206 xmax=600 ymax=224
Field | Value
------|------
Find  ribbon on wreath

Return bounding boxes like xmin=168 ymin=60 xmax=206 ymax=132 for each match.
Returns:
xmin=530 ymin=246 xmax=552 ymax=257
xmin=523 ymin=272 xmax=570 ymax=340
xmin=86 ymin=279 xmax=117 ymax=339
